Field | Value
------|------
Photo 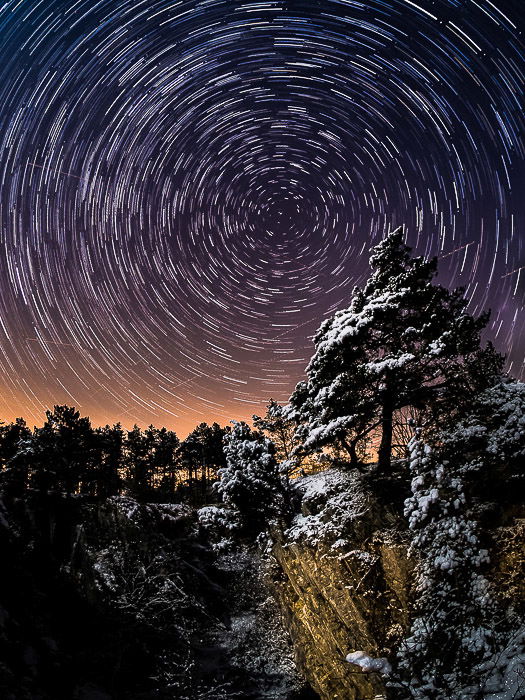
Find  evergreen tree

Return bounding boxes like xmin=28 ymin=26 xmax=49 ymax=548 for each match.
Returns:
xmin=0 ymin=418 xmax=31 ymax=497
xmin=0 ymin=418 xmax=31 ymax=467
xmin=93 ymin=423 xmax=125 ymax=498
xmin=146 ymin=426 xmax=180 ymax=498
xmin=287 ymin=229 xmax=503 ymax=473
xmin=125 ymin=425 xmax=153 ymax=500
xmin=125 ymin=425 xmax=181 ymax=501
xmin=27 ymin=405 xmax=96 ymax=495
xmin=217 ymin=421 xmax=286 ymax=535
xmin=179 ymin=422 xmax=229 ymax=500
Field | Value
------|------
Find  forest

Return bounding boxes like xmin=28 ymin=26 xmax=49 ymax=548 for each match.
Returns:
xmin=0 ymin=230 xmax=524 ymax=700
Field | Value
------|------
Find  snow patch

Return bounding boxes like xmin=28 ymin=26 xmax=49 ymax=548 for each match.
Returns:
xmin=346 ymin=650 xmax=392 ymax=675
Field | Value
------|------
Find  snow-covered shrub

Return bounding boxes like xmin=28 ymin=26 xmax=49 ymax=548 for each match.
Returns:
xmin=217 ymin=421 xmax=287 ymax=536
xmin=285 ymin=468 xmax=369 ymax=548
xmin=197 ymin=504 xmax=242 ymax=550
xmin=92 ymin=545 xmax=190 ymax=627
xmin=198 ymin=504 xmax=240 ymax=531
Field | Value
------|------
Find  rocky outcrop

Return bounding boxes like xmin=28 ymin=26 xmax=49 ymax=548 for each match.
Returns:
xmin=267 ymin=469 xmax=412 ymax=700
xmin=491 ymin=518 xmax=525 ymax=611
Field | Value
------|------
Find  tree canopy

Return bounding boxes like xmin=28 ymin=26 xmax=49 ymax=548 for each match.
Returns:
xmin=287 ymin=228 xmax=503 ymax=472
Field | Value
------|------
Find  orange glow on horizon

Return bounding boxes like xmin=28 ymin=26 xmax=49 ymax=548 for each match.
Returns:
xmin=0 ymin=389 xmax=270 ymax=438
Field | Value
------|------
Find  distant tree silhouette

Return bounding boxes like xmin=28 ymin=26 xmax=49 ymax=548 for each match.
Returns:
xmin=22 ymin=405 xmax=95 ymax=495
xmin=0 ymin=418 xmax=31 ymax=498
xmin=179 ymin=422 xmax=229 ymax=502
xmin=145 ymin=425 xmax=180 ymax=499
xmin=125 ymin=425 xmax=153 ymax=500
xmin=124 ymin=424 xmax=181 ymax=501
xmin=93 ymin=423 xmax=125 ymax=498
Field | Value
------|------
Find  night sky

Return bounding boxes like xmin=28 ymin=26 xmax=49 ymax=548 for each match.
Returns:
xmin=0 ymin=0 xmax=523 ymax=436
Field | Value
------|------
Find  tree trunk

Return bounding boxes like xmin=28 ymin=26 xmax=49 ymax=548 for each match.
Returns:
xmin=378 ymin=393 xmax=394 ymax=473
xmin=349 ymin=440 xmax=359 ymax=469
xmin=341 ymin=437 xmax=365 ymax=472
xmin=201 ymin=459 xmax=207 ymax=499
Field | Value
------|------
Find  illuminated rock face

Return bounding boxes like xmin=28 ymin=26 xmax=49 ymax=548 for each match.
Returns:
xmin=272 ymin=530 xmax=410 ymax=700
xmin=491 ymin=519 xmax=525 ymax=608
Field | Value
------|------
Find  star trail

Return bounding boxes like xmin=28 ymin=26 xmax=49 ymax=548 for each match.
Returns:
xmin=0 ymin=0 xmax=523 ymax=435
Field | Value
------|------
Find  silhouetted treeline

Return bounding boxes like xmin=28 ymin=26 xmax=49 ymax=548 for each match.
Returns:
xmin=0 ymin=405 xmax=230 ymax=504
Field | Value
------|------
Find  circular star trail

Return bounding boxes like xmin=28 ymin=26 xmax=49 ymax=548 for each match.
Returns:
xmin=0 ymin=0 xmax=524 ymax=434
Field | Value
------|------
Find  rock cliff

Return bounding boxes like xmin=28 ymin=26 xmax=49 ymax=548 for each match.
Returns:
xmin=266 ymin=469 xmax=525 ymax=700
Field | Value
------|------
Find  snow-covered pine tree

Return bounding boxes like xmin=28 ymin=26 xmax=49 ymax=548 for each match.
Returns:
xmin=0 ymin=418 xmax=32 ymax=498
xmin=286 ymin=228 xmax=503 ymax=473
xmin=217 ymin=421 xmax=287 ymax=535
xmin=397 ymin=430 xmax=494 ymax=699
xmin=397 ymin=380 xmax=525 ymax=699
xmin=439 ymin=379 xmax=525 ymax=509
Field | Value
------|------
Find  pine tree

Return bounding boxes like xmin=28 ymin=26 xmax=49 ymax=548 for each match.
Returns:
xmin=217 ymin=421 xmax=286 ymax=535
xmin=253 ymin=399 xmax=300 ymax=477
xmin=287 ymin=229 xmax=503 ymax=473
xmin=148 ymin=426 xmax=180 ymax=498
xmin=179 ymin=422 xmax=229 ymax=501
xmin=0 ymin=418 xmax=31 ymax=467
xmin=93 ymin=423 xmax=125 ymax=498
xmin=125 ymin=425 xmax=153 ymax=500
xmin=0 ymin=418 xmax=31 ymax=497
xmin=27 ymin=405 xmax=95 ymax=495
